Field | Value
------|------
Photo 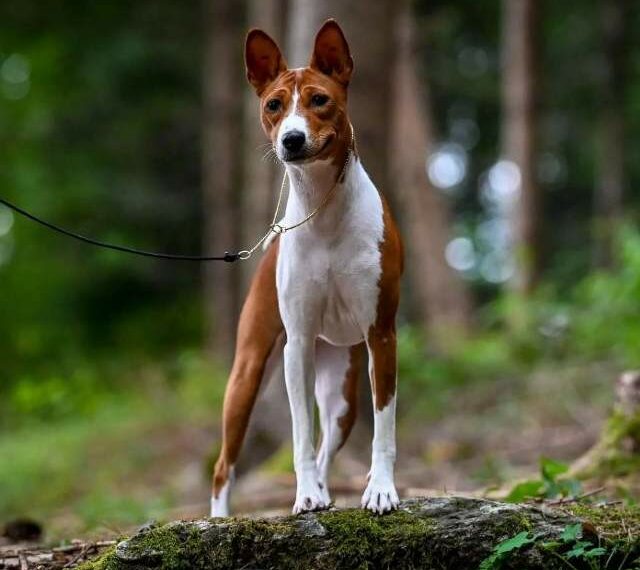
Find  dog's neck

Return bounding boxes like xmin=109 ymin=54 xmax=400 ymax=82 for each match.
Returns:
xmin=283 ymin=130 xmax=358 ymax=224
xmin=283 ymin=154 xmax=359 ymax=234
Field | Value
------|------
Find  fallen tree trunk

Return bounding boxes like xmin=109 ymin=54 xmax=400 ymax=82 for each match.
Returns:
xmin=82 ymin=497 xmax=603 ymax=570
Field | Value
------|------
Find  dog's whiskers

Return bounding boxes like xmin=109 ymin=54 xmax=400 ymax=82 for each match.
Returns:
xmin=261 ymin=147 xmax=279 ymax=164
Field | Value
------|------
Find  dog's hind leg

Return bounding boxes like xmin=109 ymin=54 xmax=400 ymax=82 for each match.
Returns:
xmin=211 ymin=242 xmax=283 ymax=517
xmin=314 ymin=341 xmax=363 ymax=503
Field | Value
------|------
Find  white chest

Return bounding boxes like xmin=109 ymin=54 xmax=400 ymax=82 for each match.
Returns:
xmin=276 ymin=160 xmax=384 ymax=346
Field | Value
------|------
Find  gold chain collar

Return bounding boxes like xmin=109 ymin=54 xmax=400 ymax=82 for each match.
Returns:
xmin=238 ymin=125 xmax=355 ymax=261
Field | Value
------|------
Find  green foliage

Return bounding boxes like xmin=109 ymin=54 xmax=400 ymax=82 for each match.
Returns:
xmin=0 ymin=0 xmax=203 ymax=409
xmin=399 ymin=226 xmax=640 ymax=427
xmin=541 ymin=523 xmax=612 ymax=570
xmin=397 ymin=326 xmax=525 ymax=421
xmin=506 ymin=458 xmax=582 ymax=502
xmin=479 ymin=521 xmax=636 ymax=570
xmin=478 ymin=531 xmax=537 ymax=570
xmin=0 ymin=352 xmax=225 ymax=536
xmin=570 ymin=227 xmax=640 ymax=367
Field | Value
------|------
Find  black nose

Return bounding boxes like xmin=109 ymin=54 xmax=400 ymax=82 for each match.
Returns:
xmin=282 ymin=130 xmax=306 ymax=152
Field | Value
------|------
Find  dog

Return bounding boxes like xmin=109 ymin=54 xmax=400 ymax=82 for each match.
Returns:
xmin=211 ymin=19 xmax=403 ymax=516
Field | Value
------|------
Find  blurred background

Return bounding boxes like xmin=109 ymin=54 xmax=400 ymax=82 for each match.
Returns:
xmin=1 ymin=0 xmax=639 ymax=539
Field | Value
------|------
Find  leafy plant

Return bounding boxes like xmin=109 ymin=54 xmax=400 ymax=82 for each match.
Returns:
xmin=506 ymin=457 xmax=582 ymax=502
xmin=479 ymin=523 xmax=624 ymax=570
xmin=478 ymin=531 xmax=537 ymax=570
xmin=541 ymin=523 xmax=608 ymax=569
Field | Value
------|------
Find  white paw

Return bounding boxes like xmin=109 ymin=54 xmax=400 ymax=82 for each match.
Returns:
xmin=293 ymin=479 xmax=330 ymax=514
xmin=210 ymin=495 xmax=230 ymax=518
xmin=361 ymin=479 xmax=400 ymax=514
xmin=210 ymin=479 xmax=231 ymax=517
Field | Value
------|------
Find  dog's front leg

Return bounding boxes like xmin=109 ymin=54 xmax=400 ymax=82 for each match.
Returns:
xmin=284 ymin=337 xmax=328 ymax=514
xmin=362 ymin=325 xmax=400 ymax=514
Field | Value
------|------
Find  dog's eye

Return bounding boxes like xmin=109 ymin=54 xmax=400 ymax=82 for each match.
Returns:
xmin=266 ymin=99 xmax=281 ymax=112
xmin=311 ymin=94 xmax=329 ymax=107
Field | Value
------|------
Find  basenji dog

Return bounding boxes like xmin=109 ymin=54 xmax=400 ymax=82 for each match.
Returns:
xmin=211 ymin=19 xmax=403 ymax=516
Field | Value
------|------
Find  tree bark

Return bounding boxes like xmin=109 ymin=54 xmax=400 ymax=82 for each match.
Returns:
xmin=306 ymin=2 xmax=396 ymax=193
xmin=239 ymin=0 xmax=286 ymax=294
xmin=501 ymin=0 xmax=540 ymax=295
xmin=285 ymin=0 xmax=324 ymax=67
xmin=202 ymin=0 xmax=244 ymax=360
xmin=391 ymin=1 xmax=473 ymax=343
xmin=593 ymin=0 xmax=629 ymax=268
xmin=97 ymin=497 xmax=591 ymax=569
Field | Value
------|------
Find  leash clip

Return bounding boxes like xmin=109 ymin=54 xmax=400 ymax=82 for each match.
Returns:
xmin=223 ymin=251 xmax=241 ymax=263
xmin=270 ymin=223 xmax=286 ymax=235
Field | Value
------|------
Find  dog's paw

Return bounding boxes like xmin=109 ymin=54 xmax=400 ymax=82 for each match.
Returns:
xmin=361 ymin=480 xmax=400 ymax=514
xmin=293 ymin=480 xmax=330 ymax=514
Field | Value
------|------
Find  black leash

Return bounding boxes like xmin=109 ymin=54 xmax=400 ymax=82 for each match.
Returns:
xmin=0 ymin=129 xmax=357 ymax=264
xmin=0 ymin=197 xmax=241 ymax=262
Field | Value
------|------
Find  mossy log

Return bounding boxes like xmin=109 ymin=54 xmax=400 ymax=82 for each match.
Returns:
xmin=83 ymin=497 xmax=592 ymax=570
xmin=571 ymin=370 xmax=640 ymax=480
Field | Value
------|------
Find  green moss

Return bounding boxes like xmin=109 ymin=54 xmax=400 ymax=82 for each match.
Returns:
xmin=318 ymin=508 xmax=435 ymax=569
xmin=205 ymin=518 xmax=317 ymax=569
xmin=79 ymin=500 xmax=625 ymax=570
xmin=603 ymin=411 xmax=640 ymax=446
xmin=566 ymin=504 xmax=640 ymax=543
xmin=573 ymin=410 xmax=640 ymax=480
xmin=491 ymin=512 xmax=533 ymax=536
xmin=79 ymin=547 xmax=118 ymax=570
xmin=90 ymin=518 xmax=321 ymax=570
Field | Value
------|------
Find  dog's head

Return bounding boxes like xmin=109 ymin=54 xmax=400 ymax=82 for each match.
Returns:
xmin=245 ymin=20 xmax=353 ymax=165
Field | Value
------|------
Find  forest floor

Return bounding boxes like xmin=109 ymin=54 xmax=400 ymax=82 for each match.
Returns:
xmin=1 ymin=351 xmax=623 ymax=546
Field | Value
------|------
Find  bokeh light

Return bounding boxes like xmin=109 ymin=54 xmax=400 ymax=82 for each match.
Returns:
xmin=479 ymin=250 xmax=515 ymax=284
xmin=486 ymin=160 xmax=521 ymax=207
xmin=427 ymin=143 xmax=468 ymax=191
xmin=445 ymin=236 xmax=476 ymax=272
xmin=0 ymin=207 xmax=14 ymax=237
xmin=1 ymin=53 xmax=31 ymax=100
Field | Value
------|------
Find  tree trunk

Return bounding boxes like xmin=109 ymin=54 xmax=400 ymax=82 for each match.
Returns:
xmin=202 ymin=0 xmax=243 ymax=360
xmin=501 ymin=0 xmax=540 ymax=295
xmin=239 ymin=0 xmax=286 ymax=294
xmin=285 ymin=0 xmax=324 ymax=67
xmin=593 ymin=0 xmax=628 ymax=268
xmin=95 ymin=497 xmax=602 ymax=570
xmin=286 ymin=2 xmax=396 ymax=186
xmin=232 ymin=0 xmax=293 ymax=476
xmin=391 ymin=1 xmax=473 ymax=345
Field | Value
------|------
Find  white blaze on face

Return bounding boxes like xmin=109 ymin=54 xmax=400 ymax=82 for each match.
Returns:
xmin=277 ymin=87 xmax=309 ymax=157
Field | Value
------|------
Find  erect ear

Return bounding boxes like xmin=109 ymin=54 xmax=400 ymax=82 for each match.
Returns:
xmin=309 ymin=19 xmax=353 ymax=86
xmin=245 ymin=29 xmax=287 ymax=95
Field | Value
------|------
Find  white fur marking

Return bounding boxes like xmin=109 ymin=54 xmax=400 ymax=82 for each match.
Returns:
xmin=315 ymin=342 xmax=352 ymax=502
xmin=277 ymin=87 xmax=309 ymax=159
xmin=210 ymin=466 xmax=235 ymax=517
xmin=276 ymin=156 xmax=387 ymax=514
xmin=361 ymin=395 xmax=399 ymax=513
